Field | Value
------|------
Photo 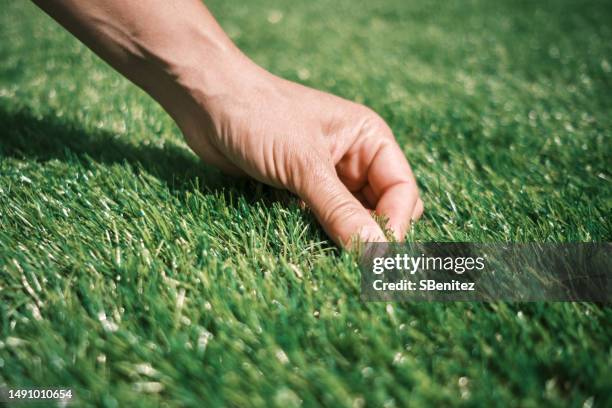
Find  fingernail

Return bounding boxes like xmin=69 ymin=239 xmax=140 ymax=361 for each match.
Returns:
xmin=389 ymin=225 xmax=404 ymax=242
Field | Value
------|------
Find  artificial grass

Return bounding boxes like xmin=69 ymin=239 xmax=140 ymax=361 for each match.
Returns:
xmin=1 ymin=0 xmax=611 ymax=406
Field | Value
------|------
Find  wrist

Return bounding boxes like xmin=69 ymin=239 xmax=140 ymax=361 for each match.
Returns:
xmin=166 ymin=55 xmax=283 ymax=139
xmin=122 ymin=14 xmax=252 ymax=114
xmin=154 ymin=42 xmax=268 ymax=121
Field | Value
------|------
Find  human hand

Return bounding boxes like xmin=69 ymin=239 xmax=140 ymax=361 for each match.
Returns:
xmin=171 ymin=63 xmax=423 ymax=246
xmin=32 ymin=0 xmax=422 ymax=246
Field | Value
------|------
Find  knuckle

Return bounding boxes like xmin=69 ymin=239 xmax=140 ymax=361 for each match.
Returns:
xmin=359 ymin=108 xmax=394 ymax=139
xmin=288 ymin=147 xmax=333 ymax=193
xmin=284 ymin=137 xmax=334 ymax=185
xmin=322 ymin=195 xmax=362 ymax=227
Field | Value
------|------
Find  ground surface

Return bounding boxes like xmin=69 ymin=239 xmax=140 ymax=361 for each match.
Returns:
xmin=1 ymin=0 xmax=611 ymax=406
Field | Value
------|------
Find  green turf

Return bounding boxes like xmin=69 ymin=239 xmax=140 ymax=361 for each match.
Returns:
xmin=1 ymin=0 xmax=611 ymax=406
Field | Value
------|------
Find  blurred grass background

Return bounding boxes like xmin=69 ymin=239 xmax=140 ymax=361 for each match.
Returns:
xmin=1 ymin=0 xmax=611 ymax=406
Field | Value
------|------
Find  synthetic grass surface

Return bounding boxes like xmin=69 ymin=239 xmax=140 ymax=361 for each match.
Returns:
xmin=1 ymin=0 xmax=611 ymax=406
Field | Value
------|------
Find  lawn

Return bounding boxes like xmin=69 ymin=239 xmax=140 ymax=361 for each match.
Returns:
xmin=1 ymin=0 xmax=611 ymax=406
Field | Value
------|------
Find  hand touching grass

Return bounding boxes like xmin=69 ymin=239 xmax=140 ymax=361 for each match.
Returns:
xmin=177 ymin=69 xmax=423 ymax=245
xmin=34 ymin=0 xmax=422 ymax=246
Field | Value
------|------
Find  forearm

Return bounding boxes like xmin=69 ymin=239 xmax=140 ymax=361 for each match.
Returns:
xmin=31 ymin=0 xmax=423 ymax=245
xmin=31 ymin=0 xmax=256 ymax=117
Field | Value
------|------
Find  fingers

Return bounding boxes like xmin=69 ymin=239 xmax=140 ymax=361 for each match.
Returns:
xmin=296 ymin=167 xmax=386 ymax=247
xmin=367 ymin=138 xmax=420 ymax=241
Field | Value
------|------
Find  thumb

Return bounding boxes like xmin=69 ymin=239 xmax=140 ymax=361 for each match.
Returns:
xmin=296 ymin=166 xmax=387 ymax=247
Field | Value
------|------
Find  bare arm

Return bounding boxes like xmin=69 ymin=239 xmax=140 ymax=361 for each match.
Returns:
xmin=32 ymin=0 xmax=423 ymax=246
xmin=32 ymin=0 xmax=253 ymax=119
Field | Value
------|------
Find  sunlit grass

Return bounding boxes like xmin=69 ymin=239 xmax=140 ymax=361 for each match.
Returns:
xmin=1 ymin=0 xmax=611 ymax=406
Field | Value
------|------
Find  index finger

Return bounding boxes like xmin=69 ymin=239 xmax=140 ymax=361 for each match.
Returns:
xmin=367 ymin=137 xmax=420 ymax=240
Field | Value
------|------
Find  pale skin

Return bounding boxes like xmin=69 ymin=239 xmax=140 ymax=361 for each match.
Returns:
xmin=32 ymin=0 xmax=423 ymax=247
